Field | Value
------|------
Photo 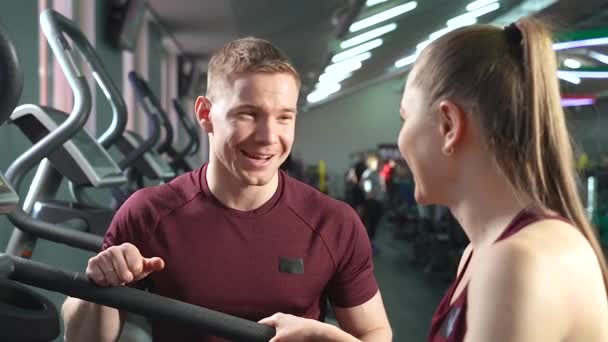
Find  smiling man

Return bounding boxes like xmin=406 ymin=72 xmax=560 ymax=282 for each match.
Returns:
xmin=61 ymin=37 xmax=391 ymax=342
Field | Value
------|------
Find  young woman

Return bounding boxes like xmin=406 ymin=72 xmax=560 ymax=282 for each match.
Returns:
xmin=260 ymin=17 xmax=608 ymax=342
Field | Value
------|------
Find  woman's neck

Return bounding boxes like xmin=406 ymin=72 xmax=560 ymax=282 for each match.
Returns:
xmin=447 ymin=170 xmax=530 ymax=249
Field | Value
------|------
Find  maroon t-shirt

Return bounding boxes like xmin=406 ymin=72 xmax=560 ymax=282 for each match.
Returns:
xmin=427 ymin=208 xmax=569 ymax=342
xmin=103 ymin=164 xmax=378 ymax=342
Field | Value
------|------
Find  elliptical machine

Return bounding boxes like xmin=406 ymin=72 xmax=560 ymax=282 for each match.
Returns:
xmin=0 ymin=10 xmax=275 ymax=342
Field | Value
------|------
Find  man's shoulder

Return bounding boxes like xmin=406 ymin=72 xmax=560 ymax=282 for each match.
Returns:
xmin=122 ymin=170 xmax=203 ymax=216
xmin=282 ymin=173 xmax=359 ymax=229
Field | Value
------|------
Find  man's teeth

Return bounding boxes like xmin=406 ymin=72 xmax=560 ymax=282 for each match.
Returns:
xmin=244 ymin=151 xmax=272 ymax=159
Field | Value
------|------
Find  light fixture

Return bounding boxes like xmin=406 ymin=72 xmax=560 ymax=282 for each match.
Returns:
xmin=430 ymin=18 xmax=477 ymax=41
xmin=341 ymin=23 xmax=397 ymax=49
xmin=466 ymin=0 xmax=499 ymax=12
xmin=319 ymin=72 xmax=353 ymax=84
xmin=325 ymin=52 xmax=372 ymax=73
xmin=395 ymin=53 xmax=419 ymax=68
xmin=588 ymin=51 xmax=608 ymax=64
xmin=561 ymin=98 xmax=596 ymax=107
xmin=325 ymin=60 xmax=362 ymax=75
xmin=446 ymin=2 xmax=500 ymax=27
xmin=558 ymin=70 xmax=608 ymax=78
xmin=349 ymin=1 xmax=417 ymax=32
xmin=331 ymin=39 xmax=383 ymax=63
xmin=307 ymin=83 xmax=342 ymax=103
xmin=416 ymin=40 xmax=432 ymax=51
xmin=553 ymin=37 xmax=608 ymax=50
xmin=557 ymin=71 xmax=581 ymax=84
xmin=366 ymin=0 xmax=388 ymax=7
xmin=564 ymin=58 xmax=581 ymax=69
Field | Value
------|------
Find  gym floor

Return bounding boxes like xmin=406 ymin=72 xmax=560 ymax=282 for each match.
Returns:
xmin=367 ymin=220 xmax=447 ymax=341
xmin=325 ymin=217 xmax=448 ymax=342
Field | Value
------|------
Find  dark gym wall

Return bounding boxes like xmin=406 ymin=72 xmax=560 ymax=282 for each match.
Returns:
xmin=295 ymin=75 xmax=608 ymax=197
xmin=0 ymin=0 xmax=41 ymax=250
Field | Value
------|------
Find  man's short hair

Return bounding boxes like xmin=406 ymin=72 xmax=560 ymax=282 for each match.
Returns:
xmin=206 ymin=37 xmax=300 ymax=100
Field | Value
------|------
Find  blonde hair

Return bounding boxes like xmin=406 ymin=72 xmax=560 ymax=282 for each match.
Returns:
xmin=207 ymin=37 xmax=300 ymax=101
xmin=412 ymin=17 xmax=608 ymax=294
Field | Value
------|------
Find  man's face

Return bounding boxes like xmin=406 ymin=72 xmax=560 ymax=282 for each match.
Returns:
xmin=201 ymin=72 xmax=299 ymax=186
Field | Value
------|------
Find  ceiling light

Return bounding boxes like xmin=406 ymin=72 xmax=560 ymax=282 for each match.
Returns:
xmin=492 ymin=0 xmax=557 ymax=26
xmin=416 ymin=40 xmax=432 ymax=51
xmin=588 ymin=51 xmax=608 ymax=64
xmin=557 ymin=71 xmax=581 ymax=84
xmin=561 ymin=98 xmax=595 ymax=107
xmin=430 ymin=18 xmax=477 ymax=41
xmin=366 ymin=0 xmax=388 ymax=7
xmin=325 ymin=52 xmax=372 ymax=73
xmin=466 ymin=0 xmax=499 ymax=12
xmin=553 ymin=37 xmax=608 ymax=50
xmin=564 ymin=58 xmax=581 ymax=69
xmin=307 ymin=83 xmax=342 ymax=103
xmin=395 ymin=53 xmax=419 ymax=68
xmin=447 ymin=2 xmax=500 ymax=27
xmin=319 ymin=72 xmax=353 ymax=84
xmin=558 ymin=70 xmax=608 ymax=78
xmin=331 ymin=39 xmax=383 ymax=63
xmin=349 ymin=1 xmax=417 ymax=32
xmin=341 ymin=23 xmax=397 ymax=49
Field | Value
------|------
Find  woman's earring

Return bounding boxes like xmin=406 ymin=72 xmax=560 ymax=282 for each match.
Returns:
xmin=443 ymin=146 xmax=454 ymax=156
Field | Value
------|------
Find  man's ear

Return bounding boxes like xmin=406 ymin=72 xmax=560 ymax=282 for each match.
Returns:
xmin=194 ymin=96 xmax=213 ymax=133
xmin=437 ymin=99 xmax=466 ymax=156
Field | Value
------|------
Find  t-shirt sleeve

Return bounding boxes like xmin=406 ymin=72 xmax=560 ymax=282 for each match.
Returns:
xmin=327 ymin=205 xmax=379 ymax=308
xmin=102 ymin=189 xmax=157 ymax=251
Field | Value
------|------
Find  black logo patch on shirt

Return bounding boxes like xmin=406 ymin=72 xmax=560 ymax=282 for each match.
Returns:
xmin=279 ymin=257 xmax=304 ymax=274
xmin=440 ymin=306 xmax=461 ymax=338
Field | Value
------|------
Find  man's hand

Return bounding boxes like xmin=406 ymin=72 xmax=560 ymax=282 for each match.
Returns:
xmin=86 ymin=243 xmax=164 ymax=287
xmin=259 ymin=313 xmax=361 ymax=342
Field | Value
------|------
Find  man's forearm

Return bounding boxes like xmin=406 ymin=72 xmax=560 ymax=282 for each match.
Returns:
xmin=319 ymin=324 xmax=392 ymax=342
xmin=62 ymin=297 xmax=123 ymax=342
xmin=359 ymin=327 xmax=392 ymax=342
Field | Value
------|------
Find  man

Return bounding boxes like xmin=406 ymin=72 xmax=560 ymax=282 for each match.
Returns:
xmin=61 ymin=37 xmax=391 ymax=342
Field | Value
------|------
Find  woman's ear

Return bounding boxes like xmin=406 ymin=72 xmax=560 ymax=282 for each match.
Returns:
xmin=437 ymin=99 xmax=466 ymax=156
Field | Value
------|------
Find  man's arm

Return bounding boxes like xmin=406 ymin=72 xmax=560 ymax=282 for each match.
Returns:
xmin=62 ymin=243 xmax=164 ymax=342
xmin=333 ymin=290 xmax=392 ymax=342
xmin=62 ymin=298 xmax=125 ymax=342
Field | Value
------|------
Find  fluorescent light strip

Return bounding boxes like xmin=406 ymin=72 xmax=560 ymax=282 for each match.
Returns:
xmin=314 ymin=82 xmax=342 ymax=92
xmin=588 ymin=51 xmax=608 ymax=64
xmin=341 ymin=23 xmax=398 ymax=49
xmin=553 ymin=37 xmax=608 ymax=50
xmin=366 ymin=0 xmax=388 ymax=7
xmin=447 ymin=2 xmax=500 ymax=27
xmin=325 ymin=52 xmax=372 ymax=73
xmin=466 ymin=0 xmax=498 ymax=12
xmin=563 ymin=58 xmax=581 ymax=69
xmin=307 ymin=84 xmax=342 ymax=103
xmin=395 ymin=53 xmax=419 ymax=68
xmin=416 ymin=39 xmax=432 ymax=51
xmin=491 ymin=0 xmax=557 ymax=26
xmin=561 ymin=98 xmax=595 ymax=107
xmin=331 ymin=39 xmax=383 ymax=63
xmin=558 ymin=70 xmax=608 ymax=78
xmin=430 ymin=18 xmax=477 ymax=40
xmin=557 ymin=71 xmax=581 ymax=84
xmin=319 ymin=72 xmax=353 ymax=84
xmin=349 ymin=1 xmax=417 ymax=32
